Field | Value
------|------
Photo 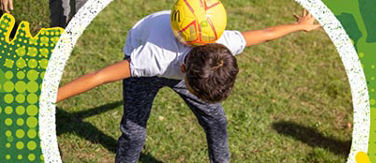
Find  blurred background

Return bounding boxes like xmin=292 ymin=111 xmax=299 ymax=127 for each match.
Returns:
xmin=7 ymin=0 xmax=352 ymax=162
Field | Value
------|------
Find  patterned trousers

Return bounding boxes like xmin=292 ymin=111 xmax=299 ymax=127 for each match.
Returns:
xmin=115 ymin=76 xmax=230 ymax=163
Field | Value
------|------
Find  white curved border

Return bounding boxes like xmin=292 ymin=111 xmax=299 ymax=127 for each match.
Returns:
xmin=39 ymin=0 xmax=113 ymax=162
xmin=39 ymin=0 xmax=370 ymax=162
xmin=295 ymin=1 xmax=370 ymax=162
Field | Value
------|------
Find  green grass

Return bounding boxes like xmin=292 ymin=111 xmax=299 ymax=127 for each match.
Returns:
xmin=11 ymin=0 xmax=352 ymax=162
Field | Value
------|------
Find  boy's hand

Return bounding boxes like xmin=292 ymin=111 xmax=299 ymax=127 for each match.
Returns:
xmin=294 ymin=9 xmax=321 ymax=32
xmin=1 ymin=0 xmax=13 ymax=13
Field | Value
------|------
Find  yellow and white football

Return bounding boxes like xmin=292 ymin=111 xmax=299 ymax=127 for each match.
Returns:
xmin=171 ymin=0 xmax=227 ymax=46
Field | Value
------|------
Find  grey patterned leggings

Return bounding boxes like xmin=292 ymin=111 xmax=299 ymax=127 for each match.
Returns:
xmin=115 ymin=77 xmax=230 ymax=163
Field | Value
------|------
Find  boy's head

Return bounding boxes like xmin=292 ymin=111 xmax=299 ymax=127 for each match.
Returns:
xmin=182 ymin=43 xmax=239 ymax=103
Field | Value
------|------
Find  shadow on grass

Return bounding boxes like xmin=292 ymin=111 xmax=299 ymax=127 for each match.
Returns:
xmin=56 ymin=101 xmax=163 ymax=163
xmin=272 ymin=121 xmax=351 ymax=156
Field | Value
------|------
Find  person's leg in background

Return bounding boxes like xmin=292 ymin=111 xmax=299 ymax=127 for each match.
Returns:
xmin=68 ymin=0 xmax=88 ymax=19
xmin=49 ymin=0 xmax=87 ymax=28
xmin=170 ymin=80 xmax=230 ymax=163
xmin=49 ymin=0 xmax=69 ymax=27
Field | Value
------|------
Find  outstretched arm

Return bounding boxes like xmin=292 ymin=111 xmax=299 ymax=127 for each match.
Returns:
xmin=242 ymin=10 xmax=321 ymax=47
xmin=56 ymin=60 xmax=131 ymax=103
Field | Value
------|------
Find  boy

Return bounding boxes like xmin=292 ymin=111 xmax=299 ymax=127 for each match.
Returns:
xmin=57 ymin=10 xmax=320 ymax=163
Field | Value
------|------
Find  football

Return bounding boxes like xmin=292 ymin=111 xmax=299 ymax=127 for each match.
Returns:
xmin=170 ymin=0 xmax=227 ymax=46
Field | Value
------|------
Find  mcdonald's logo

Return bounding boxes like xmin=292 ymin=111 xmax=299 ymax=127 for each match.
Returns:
xmin=171 ymin=10 xmax=181 ymax=22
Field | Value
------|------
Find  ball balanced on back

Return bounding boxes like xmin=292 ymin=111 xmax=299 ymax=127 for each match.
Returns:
xmin=170 ymin=0 xmax=227 ymax=46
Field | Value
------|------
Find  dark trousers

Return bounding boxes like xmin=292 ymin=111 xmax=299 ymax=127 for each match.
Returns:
xmin=115 ymin=76 xmax=230 ymax=163
xmin=49 ymin=0 xmax=87 ymax=27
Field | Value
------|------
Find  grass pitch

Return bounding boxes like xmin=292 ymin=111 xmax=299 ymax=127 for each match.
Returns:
xmin=12 ymin=0 xmax=352 ymax=162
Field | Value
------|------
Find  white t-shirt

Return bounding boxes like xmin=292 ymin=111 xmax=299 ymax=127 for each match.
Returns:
xmin=123 ymin=10 xmax=246 ymax=80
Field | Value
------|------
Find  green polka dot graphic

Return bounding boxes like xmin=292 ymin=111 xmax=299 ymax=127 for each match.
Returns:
xmin=0 ymin=13 xmax=63 ymax=162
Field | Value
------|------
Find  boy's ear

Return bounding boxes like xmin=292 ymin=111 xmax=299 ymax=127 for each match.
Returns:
xmin=181 ymin=64 xmax=186 ymax=73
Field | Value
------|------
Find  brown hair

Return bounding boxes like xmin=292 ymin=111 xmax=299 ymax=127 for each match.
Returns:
xmin=185 ymin=43 xmax=239 ymax=103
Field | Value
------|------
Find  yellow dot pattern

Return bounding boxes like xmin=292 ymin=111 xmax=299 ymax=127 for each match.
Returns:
xmin=0 ymin=13 xmax=63 ymax=162
xmin=356 ymin=151 xmax=371 ymax=163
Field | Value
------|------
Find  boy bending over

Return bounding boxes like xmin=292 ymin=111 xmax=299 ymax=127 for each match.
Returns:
xmin=57 ymin=10 xmax=320 ymax=163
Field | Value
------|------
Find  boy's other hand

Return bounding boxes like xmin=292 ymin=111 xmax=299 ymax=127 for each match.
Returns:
xmin=242 ymin=9 xmax=322 ymax=46
xmin=1 ymin=0 xmax=13 ymax=13
xmin=294 ymin=9 xmax=321 ymax=32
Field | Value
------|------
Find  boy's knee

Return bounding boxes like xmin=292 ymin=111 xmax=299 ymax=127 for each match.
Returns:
xmin=212 ymin=116 xmax=228 ymax=127
xmin=201 ymin=115 xmax=227 ymax=130
xmin=209 ymin=108 xmax=227 ymax=124
xmin=120 ymin=121 xmax=147 ymax=143
xmin=198 ymin=107 xmax=227 ymax=126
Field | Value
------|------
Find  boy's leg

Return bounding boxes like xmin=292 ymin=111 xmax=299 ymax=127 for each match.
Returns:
xmin=115 ymin=77 xmax=162 ymax=163
xmin=170 ymin=80 xmax=230 ymax=163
